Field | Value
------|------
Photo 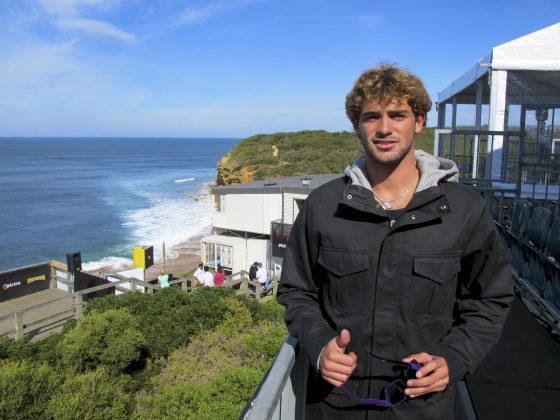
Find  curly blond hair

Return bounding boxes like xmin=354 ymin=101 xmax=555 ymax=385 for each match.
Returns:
xmin=345 ymin=64 xmax=432 ymax=127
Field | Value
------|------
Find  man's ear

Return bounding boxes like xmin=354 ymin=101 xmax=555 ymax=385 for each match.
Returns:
xmin=414 ymin=114 xmax=425 ymax=134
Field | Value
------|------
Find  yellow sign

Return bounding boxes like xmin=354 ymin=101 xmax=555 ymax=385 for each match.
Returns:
xmin=133 ymin=246 xmax=153 ymax=269
xmin=27 ymin=274 xmax=46 ymax=284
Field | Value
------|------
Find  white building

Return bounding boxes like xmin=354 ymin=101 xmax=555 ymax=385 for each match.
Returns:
xmin=201 ymin=174 xmax=340 ymax=275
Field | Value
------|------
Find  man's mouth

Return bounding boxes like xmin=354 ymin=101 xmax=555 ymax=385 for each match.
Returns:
xmin=374 ymin=139 xmax=397 ymax=146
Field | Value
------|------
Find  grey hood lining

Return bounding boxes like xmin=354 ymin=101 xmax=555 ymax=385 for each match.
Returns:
xmin=343 ymin=150 xmax=459 ymax=193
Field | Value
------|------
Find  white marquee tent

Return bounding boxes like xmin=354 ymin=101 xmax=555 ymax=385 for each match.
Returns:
xmin=437 ymin=22 xmax=560 ymax=181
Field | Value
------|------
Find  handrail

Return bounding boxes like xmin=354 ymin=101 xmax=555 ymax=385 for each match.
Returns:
xmin=242 ymin=336 xmax=307 ymax=420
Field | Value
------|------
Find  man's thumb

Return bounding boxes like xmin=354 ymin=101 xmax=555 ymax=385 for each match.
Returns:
xmin=335 ymin=329 xmax=351 ymax=350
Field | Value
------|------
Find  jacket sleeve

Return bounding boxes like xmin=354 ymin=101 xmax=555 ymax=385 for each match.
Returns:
xmin=276 ymin=198 xmax=338 ymax=369
xmin=428 ymin=196 xmax=514 ymax=382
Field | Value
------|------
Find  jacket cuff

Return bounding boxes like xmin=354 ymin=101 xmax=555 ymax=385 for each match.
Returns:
xmin=426 ymin=343 xmax=468 ymax=383
xmin=304 ymin=328 xmax=338 ymax=371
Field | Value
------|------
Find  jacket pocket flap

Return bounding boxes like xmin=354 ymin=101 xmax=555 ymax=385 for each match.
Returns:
xmin=413 ymin=254 xmax=461 ymax=284
xmin=318 ymin=247 xmax=369 ymax=277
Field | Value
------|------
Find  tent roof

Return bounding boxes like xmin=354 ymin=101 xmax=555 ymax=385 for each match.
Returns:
xmin=492 ymin=22 xmax=560 ymax=71
xmin=438 ymin=22 xmax=560 ymax=104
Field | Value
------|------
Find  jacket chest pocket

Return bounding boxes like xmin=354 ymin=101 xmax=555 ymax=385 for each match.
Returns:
xmin=317 ymin=246 xmax=370 ymax=315
xmin=410 ymin=254 xmax=460 ymax=317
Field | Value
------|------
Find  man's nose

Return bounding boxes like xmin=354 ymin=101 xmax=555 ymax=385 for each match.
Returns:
xmin=376 ymin=115 xmax=392 ymax=136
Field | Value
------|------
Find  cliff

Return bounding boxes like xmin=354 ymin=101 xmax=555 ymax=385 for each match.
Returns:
xmin=216 ymin=129 xmax=435 ymax=186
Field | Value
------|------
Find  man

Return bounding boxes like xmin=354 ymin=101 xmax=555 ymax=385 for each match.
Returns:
xmin=201 ymin=265 xmax=214 ymax=287
xmin=193 ymin=262 xmax=204 ymax=286
xmin=249 ymin=261 xmax=258 ymax=282
xmin=277 ymin=64 xmax=513 ymax=419
xmin=256 ymin=262 xmax=269 ymax=288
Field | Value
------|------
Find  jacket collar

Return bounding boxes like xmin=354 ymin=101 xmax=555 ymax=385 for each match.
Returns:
xmin=340 ymin=178 xmax=451 ymax=225
xmin=343 ymin=150 xmax=459 ymax=193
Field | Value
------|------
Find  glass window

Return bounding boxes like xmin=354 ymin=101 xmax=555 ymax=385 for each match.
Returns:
xmin=214 ymin=195 xmax=226 ymax=212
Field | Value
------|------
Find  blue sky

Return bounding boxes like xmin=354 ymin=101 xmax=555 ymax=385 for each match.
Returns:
xmin=0 ymin=0 xmax=558 ymax=138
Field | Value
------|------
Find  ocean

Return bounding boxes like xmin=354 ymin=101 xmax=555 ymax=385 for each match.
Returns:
xmin=0 ymin=137 xmax=239 ymax=272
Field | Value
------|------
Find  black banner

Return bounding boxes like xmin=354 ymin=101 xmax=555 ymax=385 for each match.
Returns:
xmin=74 ymin=272 xmax=115 ymax=301
xmin=271 ymin=222 xmax=292 ymax=258
xmin=0 ymin=264 xmax=51 ymax=303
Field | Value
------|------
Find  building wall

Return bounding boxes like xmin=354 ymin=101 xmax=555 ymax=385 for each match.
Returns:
xmin=213 ymin=193 xmax=282 ymax=234
xmin=282 ymin=193 xmax=308 ymax=224
xmin=200 ymin=236 xmax=269 ymax=274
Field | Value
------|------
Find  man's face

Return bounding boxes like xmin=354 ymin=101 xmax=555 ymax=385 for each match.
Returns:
xmin=354 ymin=98 xmax=425 ymax=167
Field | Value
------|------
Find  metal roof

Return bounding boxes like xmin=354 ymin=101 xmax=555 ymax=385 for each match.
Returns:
xmin=210 ymin=174 xmax=342 ymax=195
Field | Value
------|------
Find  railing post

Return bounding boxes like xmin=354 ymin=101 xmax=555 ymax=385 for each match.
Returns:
xmin=49 ymin=264 xmax=57 ymax=289
xmin=66 ymin=270 xmax=74 ymax=293
xmin=256 ymin=283 xmax=261 ymax=300
xmin=241 ymin=274 xmax=248 ymax=295
xmin=13 ymin=311 xmax=24 ymax=340
xmin=74 ymin=293 xmax=84 ymax=319
xmin=130 ymin=278 xmax=137 ymax=292
xmin=182 ymin=279 xmax=189 ymax=293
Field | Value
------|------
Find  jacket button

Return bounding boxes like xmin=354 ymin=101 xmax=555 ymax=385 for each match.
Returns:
xmin=347 ymin=194 xmax=352 ymax=200
xmin=411 ymin=213 xmax=416 ymax=220
xmin=440 ymin=204 xmax=447 ymax=211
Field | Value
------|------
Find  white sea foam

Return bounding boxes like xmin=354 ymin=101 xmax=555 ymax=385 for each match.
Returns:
xmin=82 ymin=178 xmax=213 ymax=272
xmin=174 ymin=177 xmax=195 ymax=183
xmin=82 ymin=256 xmax=132 ymax=272
xmin=121 ymin=182 xmax=213 ymax=262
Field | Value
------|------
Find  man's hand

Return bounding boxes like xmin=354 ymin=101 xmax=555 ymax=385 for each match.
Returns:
xmin=319 ymin=329 xmax=357 ymax=387
xmin=403 ymin=352 xmax=449 ymax=398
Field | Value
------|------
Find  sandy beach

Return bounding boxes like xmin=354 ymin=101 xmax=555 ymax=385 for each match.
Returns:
xmin=85 ymin=234 xmax=205 ymax=281
xmin=144 ymin=235 xmax=204 ymax=280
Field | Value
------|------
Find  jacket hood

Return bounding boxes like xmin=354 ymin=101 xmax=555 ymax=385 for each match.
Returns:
xmin=343 ymin=149 xmax=459 ymax=193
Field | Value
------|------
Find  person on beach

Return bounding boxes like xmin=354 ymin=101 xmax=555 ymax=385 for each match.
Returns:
xmin=201 ymin=265 xmax=214 ymax=287
xmin=158 ymin=270 xmax=170 ymax=288
xmin=277 ymin=64 xmax=513 ymax=419
xmin=193 ymin=262 xmax=204 ymax=287
xmin=214 ymin=265 xmax=225 ymax=286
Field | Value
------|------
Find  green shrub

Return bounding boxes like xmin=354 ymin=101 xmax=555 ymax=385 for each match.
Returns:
xmin=47 ymin=367 xmax=132 ymax=420
xmin=240 ymin=296 xmax=285 ymax=324
xmin=134 ymin=382 xmax=205 ymax=419
xmin=242 ymin=322 xmax=287 ymax=361
xmin=33 ymin=331 xmax=65 ymax=366
xmin=154 ymin=309 xmax=285 ymax=392
xmin=58 ymin=308 xmax=148 ymax=373
xmin=0 ymin=336 xmax=34 ymax=361
xmin=0 ymin=360 xmax=62 ymax=419
xmin=134 ymin=367 xmax=262 ymax=420
xmin=83 ymin=287 xmax=242 ymax=359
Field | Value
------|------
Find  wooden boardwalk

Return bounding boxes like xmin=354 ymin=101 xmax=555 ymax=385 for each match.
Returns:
xmin=0 ymin=289 xmax=74 ymax=341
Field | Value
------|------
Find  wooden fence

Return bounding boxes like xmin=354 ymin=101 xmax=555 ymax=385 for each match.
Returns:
xmin=0 ymin=261 xmax=279 ymax=341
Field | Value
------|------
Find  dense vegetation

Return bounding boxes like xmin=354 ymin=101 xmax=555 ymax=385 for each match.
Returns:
xmin=0 ymin=287 xmax=286 ymax=419
xmin=216 ymin=128 xmax=436 ymax=185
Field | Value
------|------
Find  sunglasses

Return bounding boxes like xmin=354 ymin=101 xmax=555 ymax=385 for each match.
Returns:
xmin=339 ymin=353 xmax=422 ymax=408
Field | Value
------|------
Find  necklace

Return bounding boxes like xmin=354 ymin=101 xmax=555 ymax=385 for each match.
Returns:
xmin=372 ymin=181 xmax=417 ymax=210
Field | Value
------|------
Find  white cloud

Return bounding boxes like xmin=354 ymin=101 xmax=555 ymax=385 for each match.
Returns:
xmin=57 ymin=18 xmax=137 ymax=43
xmin=37 ymin=0 xmax=124 ymax=17
xmin=0 ymin=39 xmax=120 ymax=110
xmin=174 ymin=0 xmax=267 ymax=26
xmin=33 ymin=0 xmax=135 ymax=42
